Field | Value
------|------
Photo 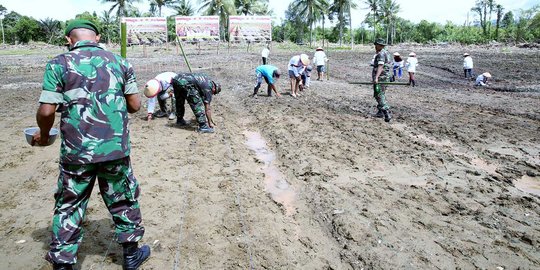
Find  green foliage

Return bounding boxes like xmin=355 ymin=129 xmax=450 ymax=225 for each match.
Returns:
xmin=13 ymin=16 xmax=41 ymax=43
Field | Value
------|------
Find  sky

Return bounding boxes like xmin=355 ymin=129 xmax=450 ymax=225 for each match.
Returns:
xmin=1 ymin=0 xmax=537 ymax=26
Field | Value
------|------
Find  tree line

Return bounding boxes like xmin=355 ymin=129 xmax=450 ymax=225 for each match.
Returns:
xmin=0 ymin=0 xmax=538 ymax=46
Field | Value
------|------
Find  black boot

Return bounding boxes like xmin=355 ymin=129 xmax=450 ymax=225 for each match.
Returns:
xmin=123 ymin=243 xmax=150 ymax=270
xmin=375 ymin=109 xmax=384 ymax=118
xmin=383 ymin=109 xmax=392 ymax=123
xmin=52 ymin=263 xmax=74 ymax=270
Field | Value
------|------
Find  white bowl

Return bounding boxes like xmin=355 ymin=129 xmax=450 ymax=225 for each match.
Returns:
xmin=24 ymin=127 xmax=59 ymax=146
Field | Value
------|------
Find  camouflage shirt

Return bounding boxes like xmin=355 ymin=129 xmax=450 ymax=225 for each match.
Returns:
xmin=371 ymin=48 xmax=392 ymax=81
xmin=39 ymin=40 xmax=138 ymax=165
xmin=174 ymin=73 xmax=214 ymax=104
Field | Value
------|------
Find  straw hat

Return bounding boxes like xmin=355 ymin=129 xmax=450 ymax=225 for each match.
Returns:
xmin=393 ymin=52 xmax=400 ymax=56
xmin=300 ymin=54 xmax=310 ymax=65
xmin=316 ymin=46 xmax=324 ymax=51
xmin=409 ymin=52 xmax=416 ymax=56
xmin=482 ymin=72 xmax=492 ymax=78
xmin=144 ymin=79 xmax=161 ymax=98
xmin=463 ymin=53 xmax=470 ymax=57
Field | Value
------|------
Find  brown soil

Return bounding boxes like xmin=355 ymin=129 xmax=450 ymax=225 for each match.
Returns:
xmin=0 ymin=43 xmax=539 ymax=269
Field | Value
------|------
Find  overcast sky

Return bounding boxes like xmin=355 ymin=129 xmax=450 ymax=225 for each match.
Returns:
xmin=1 ymin=0 xmax=537 ymax=25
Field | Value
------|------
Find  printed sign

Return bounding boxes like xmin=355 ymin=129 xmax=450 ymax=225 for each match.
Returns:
xmin=229 ymin=16 xmax=272 ymax=43
xmin=175 ymin=16 xmax=220 ymax=41
xmin=121 ymin=17 xmax=168 ymax=45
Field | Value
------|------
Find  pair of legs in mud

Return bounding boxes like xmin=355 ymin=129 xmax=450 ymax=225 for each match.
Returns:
xmin=288 ymin=70 xmax=303 ymax=97
xmin=252 ymin=72 xmax=272 ymax=97
xmin=408 ymin=71 xmax=416 ymax=87
xmin=374 ymin=83 xmax=392 ymax=122
xmin=172 ymin=82 xmax=213 ymax=133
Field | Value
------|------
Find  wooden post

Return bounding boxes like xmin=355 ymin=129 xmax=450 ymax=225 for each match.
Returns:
xmin=120 ymin=22 xmax=127 ymax=58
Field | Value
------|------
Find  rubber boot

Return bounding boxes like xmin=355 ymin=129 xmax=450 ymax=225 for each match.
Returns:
xmin=53 ymin=263 xmax=74 ymax=270
xmin=383 ymin=109 xmax=392 ymax=123
xmin=123 ymin=243 xmax=150 ymax=270
xmin=375 ymin=109 xmax=384 ymax=118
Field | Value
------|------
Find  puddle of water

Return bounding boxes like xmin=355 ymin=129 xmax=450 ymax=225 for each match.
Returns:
xmin=244 ymin=131 xmax=296 ymax=215
xmin=515 ymin=175 xmax=540 ymax=196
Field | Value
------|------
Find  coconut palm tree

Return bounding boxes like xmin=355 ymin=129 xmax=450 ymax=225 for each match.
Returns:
xmin=291 ymin=0 xmax=328 ymax=46
xmin=153 ymin=0 xmax=176 ymax=16
xmin=102 ymin=0 xmax=140 ymax=18
xmin=39 ymin=18 xmax=61 ymax=43
xmin=198 ymin=0 xmax=237 ymax=40
xmin=235 ymin=0 xmax=269 ymax=15
xmin=99 ymin=10 xmax=117 ymax=43
xmin=379 ymin=0 xmax=399 ymax=44
xmin=364 ymin=0 xmax=379 ymax=38
xmin=172 ymin=0 xmax=195 ymax=16
xmin=329 ymin=0 xmax=357 ymax=46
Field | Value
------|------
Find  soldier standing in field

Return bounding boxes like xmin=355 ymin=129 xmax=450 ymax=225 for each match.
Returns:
xmin=371 ymin=38 xmax=393 ymax=122
xmin=32 ymin=20 xmax=150 ymax=270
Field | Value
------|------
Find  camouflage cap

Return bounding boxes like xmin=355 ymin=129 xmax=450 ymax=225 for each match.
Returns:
xmin=65 ymin=19 xmax=100 ymax=36
xmin=373 ymin=38 xmax=386 ymax=46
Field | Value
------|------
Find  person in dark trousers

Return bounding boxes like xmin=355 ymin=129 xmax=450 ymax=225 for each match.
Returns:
xmin=33 ymin=20 xmax=150 ymax=270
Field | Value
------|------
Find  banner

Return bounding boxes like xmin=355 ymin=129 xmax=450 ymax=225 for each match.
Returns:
xmin=121 ymin=17 xmax=168 ymax=45
xmin=175 ymin=16 xmax=220 ymax=42
xmin=229 ymin=16 xmax=272 ymax=43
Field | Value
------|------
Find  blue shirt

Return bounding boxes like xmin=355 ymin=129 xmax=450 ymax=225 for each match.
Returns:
xmin=256 ymin=65 xmax=278 ymax=85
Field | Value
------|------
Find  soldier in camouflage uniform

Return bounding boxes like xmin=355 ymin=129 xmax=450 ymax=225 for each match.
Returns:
xmin=371 ymin=38 xmax=393 ymax=122
xmin=32 ymin=20 xmax=150 ymax=270
xmin=171 ymin=72 xmax=221 ymax=133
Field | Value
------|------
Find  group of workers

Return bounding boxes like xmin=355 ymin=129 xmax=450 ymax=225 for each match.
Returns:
xmin=463 ymin=52 xmax=492 ymax=86
xmin=30 ymin=19 xmax=497 ymax=270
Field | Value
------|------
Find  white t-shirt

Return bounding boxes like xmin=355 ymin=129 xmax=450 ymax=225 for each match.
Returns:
xmin=406 ymin=57 xmax=418 ymax=72
xmin=261 ymin=48 xmax=270 ymax=58
xmin=147 ymin=72 xmax=177 ymax=113
xmin=475 ymin=74 xmax=487 ymax=86
xmin=463 ymin=56 xmax=473 ymax=69
xmin=313 ymin=51 xmax=327 ymax=66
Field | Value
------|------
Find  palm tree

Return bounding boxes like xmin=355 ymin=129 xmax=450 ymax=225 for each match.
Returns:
xmin=235 ymin=0 xmax=269 ymax=15
xmin=172 ymin=0 xmax=195 ymax=16
xmin=100 ymin=10 xmax=117 ymax=43
xmin=364 ymin=0 xmax=379 ymax=39
xmin=494 ymin=4 xmax=503 ymax=40
xmin=153 ymin=0 xmax=176 ymax=16
xmin=39 ymin=18 xmax=61 ymax=43
xmin=292 ymin=0 xmax=328 ymax=46
xmin=0 ymin=4 xmax=7 ymax=44
xmin=329 ymin=0 xmax=357 ymax=46
xmin=102 ymin=0 xmax=140 ymax=18
xmin=379 ymin=0 xmax=399 ymax=44
xmin=198 ymin=0 xmax=237 ymax=40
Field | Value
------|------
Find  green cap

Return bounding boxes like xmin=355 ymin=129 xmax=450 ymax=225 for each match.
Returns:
xmin=65 ymin=19 xmax=99 ymax=36
xmin=373 ymin=38 xmax=386 ymax=46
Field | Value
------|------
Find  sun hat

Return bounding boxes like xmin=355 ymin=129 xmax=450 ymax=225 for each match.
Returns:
xmin=373 ymin=38 xmax=386 ymax=46
xmin=482 ymin=72 xmax=492 ymax=78
xmin=65 ymin=19 xmax=100 ymax=36
xmin=316 ymin=47 xmax=323 ymax=51
xmin=409 ymin=52 xmax=416 ymax=56
xmin=463 ymin=53 xmax=470 ymax=56
xmin=393 ymin=52 xmax=400 ymax=56
xmin=300 ymin=54 xmax=310 ymax=65
xmin=144 ymin=79 xmax=161 ymax=98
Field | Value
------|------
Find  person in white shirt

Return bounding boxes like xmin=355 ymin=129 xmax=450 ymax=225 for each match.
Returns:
xmin=143 ymin=72 xmax=177 ymax=121
xmin=463 ymin=53 xmax=474 ymax=79
xmin=405 ymin=52 xmax=419 ymax=87
xmin=288 ymin=54 xmax=309 ymax=97
xmin=475 ymin=72 xmax=491 ymax=86
xmin=261 ymin=45 xmax=270 ymax=65
xmin=313 ymin=47 xmax=328 ymax=81
xmin=392 ymin=52 xmax=404 ymax=81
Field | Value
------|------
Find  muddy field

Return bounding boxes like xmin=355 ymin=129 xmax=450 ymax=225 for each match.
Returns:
xmin=0 ymin=42 xmax=539 ymax=269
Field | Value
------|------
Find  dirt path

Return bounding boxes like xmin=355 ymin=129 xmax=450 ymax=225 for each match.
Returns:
xmin=0 ymin=44 xmax=539 ymax=269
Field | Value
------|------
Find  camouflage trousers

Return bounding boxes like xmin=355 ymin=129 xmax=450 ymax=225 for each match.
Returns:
xmin=373 ymin=81 xmax=390 ymax=111
xmin=174 ymin=85 xmax=207 ymax=127
xmin=46 ymin=156 xmax=145 ymax=264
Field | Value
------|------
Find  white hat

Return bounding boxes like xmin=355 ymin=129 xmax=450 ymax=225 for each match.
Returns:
xmin=463 ymin=53 xmax=470 ymax=56
xmin=144 ymin=79 xmax=161 ymax=98
xmin=393 ymin=52 xmax=400 ymax=56
xmin=482 ymin=72 xmax=492 ymax=78
xmin=300 ymin=54 xmax=310 ymax=65
xmin=409 ymin=52 xmax=416 ymax=56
